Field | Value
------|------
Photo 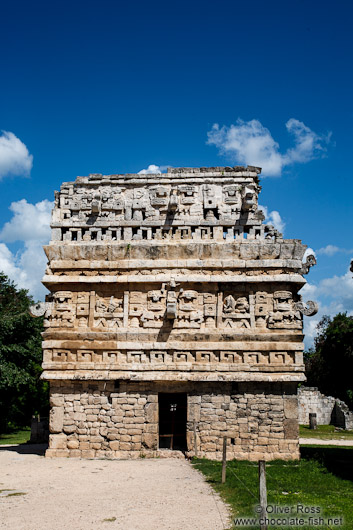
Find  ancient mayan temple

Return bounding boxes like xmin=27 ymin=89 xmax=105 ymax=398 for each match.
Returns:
xmin=32 ymin=166 xmax=318 ymax=460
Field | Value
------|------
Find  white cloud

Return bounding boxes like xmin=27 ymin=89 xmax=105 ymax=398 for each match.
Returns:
xmin=0 ymin=199 xmax=52 ymax=242
xmin=0 ymin=241 xmax=48 ymax=300
xmin=316 ymin=244 xmax=353 ymax=256
xmin=316 ymin=244 xmax=340 ymax=256
xmin=259 ymin=204 xmax=285 ymax=234
xmin=138 ymin=164 xmax=162 ymax=175
xmin=0 ymin=243 xmax=28 ymax=286
xmin=0 ymin=131 xmax=33 ymax=179
xmin=0 ymin=199 xmax=53 ymax=300
xmin=207 ymin=118 xmax=331 ymax=177
xmin=284 ymin=119 xmax=331 ymax=164
xmin=301 ymin=266 xmax=353 ymax=348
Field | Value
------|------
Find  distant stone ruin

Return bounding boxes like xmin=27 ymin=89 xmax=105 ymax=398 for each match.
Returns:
xmin=31 ymin=166 xmax=318 ymax=460
xmin=298 ymin=387 xmax=353 ymax=430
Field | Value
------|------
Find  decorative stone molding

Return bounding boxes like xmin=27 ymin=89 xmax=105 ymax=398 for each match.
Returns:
xmin=37 ymin=166 xmax=317 ymax=459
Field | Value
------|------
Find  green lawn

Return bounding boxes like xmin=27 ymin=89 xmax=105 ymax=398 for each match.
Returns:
xmin=300 ymin=424 xmax=353 ymax=441
xmin=193 ymin=447 xmax=353 ymax=530
xmin=0 ymin=427 xmax=31 ymax=445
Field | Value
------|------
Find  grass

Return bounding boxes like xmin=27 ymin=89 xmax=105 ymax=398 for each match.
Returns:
xmin=193 ymin=447 xmax=353 ymax=530
xmin=299 ymin=424 xmax=353 ymax=441
xmin=0 ymin=427 xmax=31 ymax=445
xmin=299 ymin=425 xmax=353 ymax=445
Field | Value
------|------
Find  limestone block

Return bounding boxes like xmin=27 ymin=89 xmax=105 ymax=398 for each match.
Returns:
xmin=74 ymin=412 xmax=86 ymax=421
xmin=55 ymin=449 xmax=70 ymax=457
xmin=284 ymin=418 xmax=299 ymax=439
xmin=144 ymin=424 xmax=158 ymax=433
xmin=120 ymin=442 xmax=132 ymax=450
xmin=142 ymin=433 xmax=157 ymax=449
xmin=63 ymin=424 xmax=76 ymax=434
xmin=145 ymin=403 xmax=158 ymax=423
xmin=50 ymin=407 xmax=64 ymax=433
xmin=91 ymin=435 xmax=104 ymax=443
xmin=67 ymin=440 xmax=80 ymax=449
xmin=50 ymin=395 xmax=64 ymax=407
xmin=284 ymin=397 xmax=298 ymax=419
xmin=188 ymin=403 xmax=201 ymax=422
xmin=49 ymin=434 xmax=67 ymax=449
xmin=81 ymin=450 xmax=95 ymax=458
xmin=68 ymin=450 xmax=81 ymax=457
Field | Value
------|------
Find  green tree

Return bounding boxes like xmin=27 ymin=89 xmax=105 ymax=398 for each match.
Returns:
xmin=305 ymin=313 xmax=353 ymax=408
xmin=0 ymin=272 xmax=48 ymax=432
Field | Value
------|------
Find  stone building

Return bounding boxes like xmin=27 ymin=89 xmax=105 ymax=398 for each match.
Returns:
xmin=31 ymin=166 xmax=318 ymax=460
xmin=298 ymin=387 xmax=353 ymax=430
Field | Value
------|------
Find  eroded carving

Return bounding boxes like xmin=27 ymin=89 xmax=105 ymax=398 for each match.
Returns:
xmin=295 ymin=300 xmax=319 ymax=316
xmin=268 ymin=291 xmax=301 ymax=329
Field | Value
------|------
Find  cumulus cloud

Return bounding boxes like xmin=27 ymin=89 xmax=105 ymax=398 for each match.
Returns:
xmin=0 ymin=199 xmax=53 ymax=300
xmin=301 ymin=265 xmax=353 ymax=348
xmin=138 ymin=164 xmax=162 ymax=174
xmin=259 ymin=204 xmax=285 ymax=234
xmin=0 ymin=131 xmax=33 ymax=179
xmin=316 ymin=244 xmax=353 ymax=256
xmin=0 ymin=240 xmax=48 ymax=300
xmin=0 ymin=199 xmax=52 ymax=242
xmin=316 ymin=244 xmax=340 ymax=256
xmin=207 ymin=118 xmax=331 ymax=177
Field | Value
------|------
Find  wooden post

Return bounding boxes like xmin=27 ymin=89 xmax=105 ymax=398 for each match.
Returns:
xmin=309 ymin=413 xmax=317 ymax=430
xmin=258 ymin=460 xmax=268 ymax=530
xmin=221 ymin=436 xmax=227 ymax=484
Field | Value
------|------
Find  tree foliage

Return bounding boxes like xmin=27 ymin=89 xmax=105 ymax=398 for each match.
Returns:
xmin=305 ymin=313 xmax=353 ymax=409
xmin=0 ymin=272 xmax=48 ymax=432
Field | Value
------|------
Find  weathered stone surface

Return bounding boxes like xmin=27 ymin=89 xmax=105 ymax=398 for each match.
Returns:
xmin=49 ymin=434 xmax=67 ymax=449
xmin=50 ymin=407 xmax=64 ymax=433
xmin=34 ymin=167 xmax=318 ymax=459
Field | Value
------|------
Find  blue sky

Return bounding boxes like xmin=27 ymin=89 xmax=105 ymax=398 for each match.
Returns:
xmin=0 ymin=0 xmax=352 ymax=346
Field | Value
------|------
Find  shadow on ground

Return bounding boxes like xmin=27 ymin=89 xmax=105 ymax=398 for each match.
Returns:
xmin=0 ymin=443 xmax=47 ymax=456
xmin=301 ymin=446 xmax=353 ymax=481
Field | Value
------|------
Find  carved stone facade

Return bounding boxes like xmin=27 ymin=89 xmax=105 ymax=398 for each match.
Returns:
xmin=33 ymin=166 xmax=317 ymax=460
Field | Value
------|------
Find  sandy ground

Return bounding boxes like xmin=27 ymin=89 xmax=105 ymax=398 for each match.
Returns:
xmin=0 ymin=445 xmax=230 ymax=530
xmin=299 ymin=437 xmax=353 ymax=446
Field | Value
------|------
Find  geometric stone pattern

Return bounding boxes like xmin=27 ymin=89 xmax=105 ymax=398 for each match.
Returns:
xmin=34 ymin=166 xmax=317 ymax=459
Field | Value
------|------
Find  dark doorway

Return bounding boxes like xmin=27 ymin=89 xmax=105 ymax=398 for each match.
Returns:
xmin=158 ymin=393 xmax=187 ymax=451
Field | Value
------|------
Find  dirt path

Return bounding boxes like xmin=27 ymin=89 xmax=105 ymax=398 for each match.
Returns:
xmin=300 ymin=438 xmax=353 ymax=446
xmin=0 ymin=445 xmax=230 ymax=530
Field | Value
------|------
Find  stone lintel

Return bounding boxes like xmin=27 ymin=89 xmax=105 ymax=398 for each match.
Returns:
xmin=42 ymin=340 xmax=304 ymax=351
xmin=42 ymin=273 xmax=306 ymax=285
xmin=41 ymin=370 xmax=306 ymax=382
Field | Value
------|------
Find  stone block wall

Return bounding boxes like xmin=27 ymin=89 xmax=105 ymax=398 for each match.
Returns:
xmin=47 ymin=381 xmax=299 ymax=460
xmin=298 ymin=387 xmax=336 ymax=425
xmin=195 ymin=382 xmax=299 ymax=461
